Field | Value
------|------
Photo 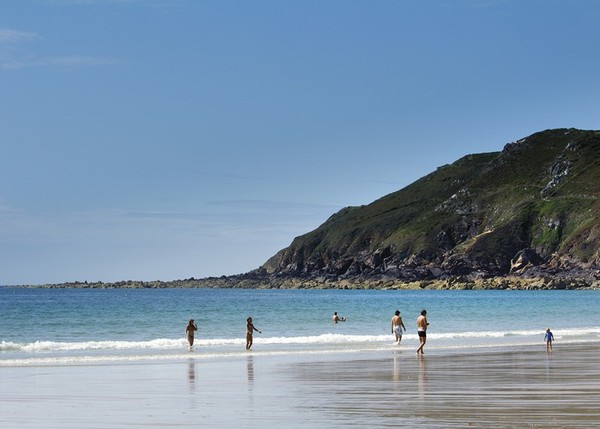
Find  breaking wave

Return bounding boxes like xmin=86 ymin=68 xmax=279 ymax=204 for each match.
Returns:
xmin=2 ymin=327 xmax=599 ymax=354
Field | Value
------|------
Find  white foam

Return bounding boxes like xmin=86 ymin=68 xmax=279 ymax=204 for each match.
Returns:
xmin=0 ymin=338 xmax=187 ymax=353
xmin=3 ymin=337 xmax=600 ymax=367
xmin=2 ymin=326 xmax=599 ymax=354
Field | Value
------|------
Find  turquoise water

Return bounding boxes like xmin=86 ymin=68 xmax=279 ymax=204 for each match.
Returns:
xmin=1 ymin=287 xmax=599 ymax=365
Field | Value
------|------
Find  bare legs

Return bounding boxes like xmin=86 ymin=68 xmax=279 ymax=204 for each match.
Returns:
xmin=416 ymin=334 xmax=426 ymax=354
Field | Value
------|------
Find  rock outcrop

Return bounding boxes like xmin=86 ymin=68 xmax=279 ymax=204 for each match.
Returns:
xmin=261 ymin=128 xmax=600 ymax=286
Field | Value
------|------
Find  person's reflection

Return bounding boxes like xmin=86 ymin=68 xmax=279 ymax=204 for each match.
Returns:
xmin=545 ymin=351 xmax=553 ymax=380
xmin=247 ymin=355 xmax=254 ymax=385
xmin=188 ymin=358 xmax=196 ymax=387
xmin=417 ymin=354 xmax=427 ymax=400
xmin=186 ymin=358 xmax=198 ymax=410
xmin=392 ymin=350 xmax=402 ymax=382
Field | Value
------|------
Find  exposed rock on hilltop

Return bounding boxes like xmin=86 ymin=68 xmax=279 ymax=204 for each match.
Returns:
xmin=261 ymin=128 xmax=600 ymax=287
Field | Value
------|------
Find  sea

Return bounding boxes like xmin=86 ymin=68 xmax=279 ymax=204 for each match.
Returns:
xmin=1 ymin=287 xmax=599 ymax=366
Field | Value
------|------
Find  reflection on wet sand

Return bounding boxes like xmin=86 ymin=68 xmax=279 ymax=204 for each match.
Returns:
xmin=545 ymin=350 xmax=553 ymax=380
xmin=247 ymin=355 xmax=254 ymax=384
xmin=188 ymin=358 xmax=196 ymax=386
xmin=392 ymin=350 xmax=401 ymax=382
xmin=186 ymin=358 xmax=197 ymax=410
xmin=417 ymin=354 xmax=426 ymax=401
xmin=287 ymin=344 xmax=600 ymax=427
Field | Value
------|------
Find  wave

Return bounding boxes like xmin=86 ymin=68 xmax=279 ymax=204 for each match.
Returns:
xmin=0 ymin=338 xmax=188 ymax=353
xmin=3 ymin=338 xmax=600 ymax=368
xmin=2 ymin=327 xmax=599 ymax=354
xmin=433 ymin=327 xmax=600 ymax=339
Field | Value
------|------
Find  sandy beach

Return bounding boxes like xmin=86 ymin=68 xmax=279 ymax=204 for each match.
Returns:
xmin=1 ymin=343 xmax=599 ymax=428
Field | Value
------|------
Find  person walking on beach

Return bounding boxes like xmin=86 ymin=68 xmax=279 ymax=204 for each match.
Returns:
xmin=416 ymin=310 xmax=429 ymax=354
xmin=246 ymin=317 xmax=261 ymax=350
xmin=391 ymin=310 xmax=406 ymax=344
xmin=186 ymin=319 xmax=198 ymax=349
xmin=544 ymin=328 xmax=554 ymax=351
xmin=332 ymin=312 xmax=346 ymax=323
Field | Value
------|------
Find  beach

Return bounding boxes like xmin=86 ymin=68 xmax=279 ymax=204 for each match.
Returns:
xmin=2 ymin=342 xmax=599 ymax=428
xmin=2 ymin=288 xmax=600 ymax=427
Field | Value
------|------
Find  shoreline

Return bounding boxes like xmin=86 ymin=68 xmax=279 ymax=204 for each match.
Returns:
xmin=5 ymin=274 xmax=600 ymax=290
xmin=4 ymin=337 xmax=600 ymax=368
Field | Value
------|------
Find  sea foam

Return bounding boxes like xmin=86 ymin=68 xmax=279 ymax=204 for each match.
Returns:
xmin=2 ymin=327 xmax=598 ymax=355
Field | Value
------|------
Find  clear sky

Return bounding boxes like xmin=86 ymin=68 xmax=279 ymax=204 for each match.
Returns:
xmin=1 ymin=0 xmax=599 ymax=285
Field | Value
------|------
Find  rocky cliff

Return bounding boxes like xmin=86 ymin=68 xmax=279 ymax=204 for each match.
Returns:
xmin=261 ymin=128 xmax=600 ymax=285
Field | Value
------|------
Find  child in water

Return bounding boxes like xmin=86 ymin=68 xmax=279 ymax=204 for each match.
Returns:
xmin=544 ymin=328 xmax=554 ymax=351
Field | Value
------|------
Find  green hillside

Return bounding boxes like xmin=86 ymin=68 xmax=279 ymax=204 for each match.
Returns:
xmin=262 ymin=128 xmax=600 ymax=281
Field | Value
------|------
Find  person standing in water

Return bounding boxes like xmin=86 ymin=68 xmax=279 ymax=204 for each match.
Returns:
xmin=246 ymin=317 xmax=261 ymax=350
xmin=332 ymin=312 xmax=346 ymax=323
xmin=416 ymin=310 xmax=429 ymax=354
xmin=391 ymin=310 xmax=406 ymax=344
xmin=544 ymin=328 xmax=555 ymax=351
xmin=186 ymin=319 xmax=198 ymax=349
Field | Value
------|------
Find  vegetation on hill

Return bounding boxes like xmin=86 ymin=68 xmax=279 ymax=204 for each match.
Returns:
xmin=262 ymin=128 xmax=600 ymax=284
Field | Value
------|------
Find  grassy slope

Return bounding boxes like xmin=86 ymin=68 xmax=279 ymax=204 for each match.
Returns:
xmin=264 ymin=129 xmax=600 ymax=275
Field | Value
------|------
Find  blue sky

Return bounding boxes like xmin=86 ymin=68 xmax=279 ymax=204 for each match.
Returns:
xmin=1 ymin=0 xmax=599 ymax=285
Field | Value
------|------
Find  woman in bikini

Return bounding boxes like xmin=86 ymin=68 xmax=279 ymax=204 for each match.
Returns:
xmin=246 ymin=317 xmax=261 ymax=350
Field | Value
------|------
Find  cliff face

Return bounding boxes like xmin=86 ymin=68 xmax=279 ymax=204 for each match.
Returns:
xmin=262 ymin=129 xmax=600 ymax=282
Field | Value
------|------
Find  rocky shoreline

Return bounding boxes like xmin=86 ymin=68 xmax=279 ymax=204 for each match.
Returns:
xmin=9 ymin=272 xmax=600 ymax=290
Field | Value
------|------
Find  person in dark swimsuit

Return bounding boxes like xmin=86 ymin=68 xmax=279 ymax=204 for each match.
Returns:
xmin=416 ymin=310 xmax=429 ymax=354
xmin=246 ymin=317 xmax=261 ymax=350
xmin=186 ymin=319 xmax=198 ymax=348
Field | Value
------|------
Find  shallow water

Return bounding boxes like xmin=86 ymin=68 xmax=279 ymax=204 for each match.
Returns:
xmin=1 ymin=287 xmax=599 ymax=365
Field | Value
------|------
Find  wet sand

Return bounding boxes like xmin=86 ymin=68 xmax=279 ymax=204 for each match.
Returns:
xmin=1 ymin=343 xmax=599 ymax=428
